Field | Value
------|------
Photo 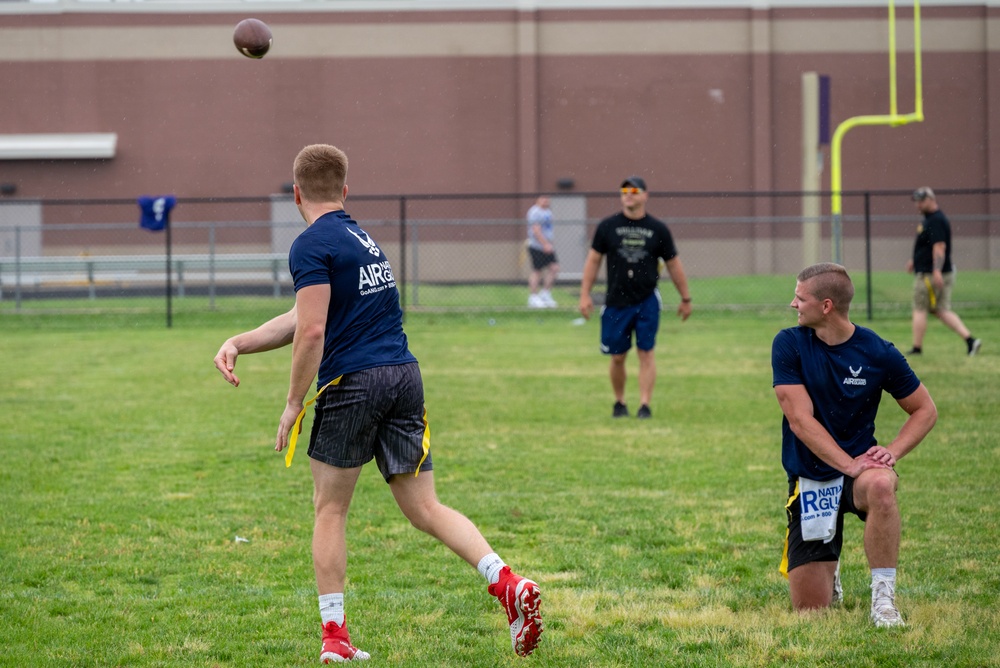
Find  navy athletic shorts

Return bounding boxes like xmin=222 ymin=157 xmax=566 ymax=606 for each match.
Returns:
xmin=307 ymin=362 xmax=433 ymax=482
xmin=600 ymin=291 xmax=662 ymax=355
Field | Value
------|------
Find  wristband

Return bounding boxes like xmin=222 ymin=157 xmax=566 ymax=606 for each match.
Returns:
xmin=681 ymin=298 xmax=692 ymax=303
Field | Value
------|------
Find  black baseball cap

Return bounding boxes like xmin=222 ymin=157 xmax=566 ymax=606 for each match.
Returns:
xmin=621 ymin=176 xmax=647 ymax=191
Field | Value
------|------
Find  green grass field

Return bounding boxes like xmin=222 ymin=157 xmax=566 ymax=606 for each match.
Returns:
xmin=3 ymin=270 xmax=998 ymax=319
xmin=1 ymin=305 xmax=998 ymax=667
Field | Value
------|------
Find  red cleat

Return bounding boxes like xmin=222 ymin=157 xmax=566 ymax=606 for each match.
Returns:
xmin=320 ymin=620 xmax=370 ymax=663
xmin=488 ymin=566 xmax=543 ymax=657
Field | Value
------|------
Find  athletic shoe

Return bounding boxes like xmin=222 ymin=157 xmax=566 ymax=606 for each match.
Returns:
xmin=321 ymin=620 xmax=371 ymax=663
xmin=832 ymin=563 xmax=843 ymax=605
xmin=488 ymin=566 xmax=543 ymax=657
xmin=906 ymin=347 xmax=922 ymax=356
xmin=636 ymin=405 xmax=652 ymax=419
xmin=870 ymin=579 xmax=905 ymax=628
xmin=539 ymin=290 xmax=558 ymax=308
xmin=528 ymin=294 xmax=546 ymax=309
xmin=968 ymin=338 xmax=982 ymax=356
xmin=612 ymin=401 xmax=629 ymax=418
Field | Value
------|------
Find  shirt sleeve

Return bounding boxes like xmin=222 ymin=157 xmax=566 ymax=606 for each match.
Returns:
xmin=926 ymin=213 xmax=948 ymax=245
xmin=772 ymin=329 xmax=803 ymax=387
xmin=882 ymin=343 xmax=922 ymax=400
xmin=658 ymin=224 xmax=678 ymax=261
xmin=591 ymin=219 xmax=610 ymax=254
xmin=289 ymin=234 xmax=331 ymax=291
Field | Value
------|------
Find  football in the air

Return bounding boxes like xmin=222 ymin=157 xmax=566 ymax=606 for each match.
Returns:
xmin=233 ymin=18 xmax=272 ymax=59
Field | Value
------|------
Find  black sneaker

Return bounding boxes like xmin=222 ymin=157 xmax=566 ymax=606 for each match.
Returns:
xmin=636 ymin=405 xmax=652 ymax=419
xmin=906 ymin=347 xmax=922 ymax=355
xmin=968 ymin=338 xmax=982 ymax=356
xmin=612 ymin=402 xmax=628 ymax=418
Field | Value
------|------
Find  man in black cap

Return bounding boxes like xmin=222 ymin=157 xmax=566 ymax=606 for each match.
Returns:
xmin=905 ymin=187 xmax=981 ymax=357
xmin=579 ymin=176 xmax=692 ymax=419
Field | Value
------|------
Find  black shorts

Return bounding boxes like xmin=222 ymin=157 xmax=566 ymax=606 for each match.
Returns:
xmin=781 ymin=476 xmax=867 ymax=575
xmin=529 ymin=247 xmax=557 ymax=271
xmin=307 ymin=362 xmax=433 ymax=482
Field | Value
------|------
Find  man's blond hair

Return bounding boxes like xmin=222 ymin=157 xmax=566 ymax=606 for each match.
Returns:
xmin=797 ymin=262 xmax=854 ymax=314
xmin=293 ymin=144 xmax=348 ymax=202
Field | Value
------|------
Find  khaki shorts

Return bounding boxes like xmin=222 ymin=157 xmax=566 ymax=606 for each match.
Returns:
xmin=912 ymin=271 xmax=954 ymax=313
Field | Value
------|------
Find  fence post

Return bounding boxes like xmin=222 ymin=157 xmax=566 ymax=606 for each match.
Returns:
xmin=165 ymin=216 xmax=172 ymax=328
xmin=864 ymin=191 xmax=873 ymax=321
xmin=15 ymin=226 xmax=22 ymax=310
xmin=411 ymin=215 xmax=419 ymax=308
xmin=208 ymin=223 xmax=216 ymax=310
xmin=399 ymin=195 xmax=408 ymax=315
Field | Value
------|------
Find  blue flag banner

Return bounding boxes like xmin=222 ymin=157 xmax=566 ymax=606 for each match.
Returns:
xmin=138 ymin=195 xmax=176 ymax=231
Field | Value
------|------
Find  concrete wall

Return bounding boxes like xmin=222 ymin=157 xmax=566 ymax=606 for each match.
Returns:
xmin=0 ymin=1 xmax=998 ymax=274
xmin=1 ymin=3 xmax=997 ymax=198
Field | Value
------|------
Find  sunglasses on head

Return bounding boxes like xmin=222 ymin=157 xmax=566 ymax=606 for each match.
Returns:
xmin=620 ymin=187 xmax=643 ymax=194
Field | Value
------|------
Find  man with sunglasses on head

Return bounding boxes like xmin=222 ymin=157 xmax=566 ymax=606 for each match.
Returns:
xmin=579 ymin=176 xmax=692 ymax=420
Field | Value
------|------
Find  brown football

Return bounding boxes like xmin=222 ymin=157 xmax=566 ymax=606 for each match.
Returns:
xmin=233 ymin=18 xmax=272 ymax=59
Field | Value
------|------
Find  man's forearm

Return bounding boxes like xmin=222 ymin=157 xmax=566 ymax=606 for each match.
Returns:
xmin=932 ymin=241 xmax=946 ymax=272
xmin=665 ymin=258 xmax=691 ymax=300
xmin=580 ymin=254 xmax=601 ymax=295
xmin=287 ymin=327 xmax=324 ymax=404
xmin=231 ymin=309 xmax=296 ymax=354
xmin=792 ymin=420 xmax=856 ymax=475
xmin=886 ymin=386 xmax=938 ymax=461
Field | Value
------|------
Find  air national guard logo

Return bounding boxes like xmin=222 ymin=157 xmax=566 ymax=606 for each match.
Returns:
xmin=347 ymin=226 xmax=396 ymax=296
xmin=843 ymin=365 xmax=867 ymax=386
xmin=346 ymin=227 xmax=382 ymax=257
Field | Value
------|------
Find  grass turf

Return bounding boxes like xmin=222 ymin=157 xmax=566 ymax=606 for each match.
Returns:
xmin=1 ymin=307 xmax=998 ymax=667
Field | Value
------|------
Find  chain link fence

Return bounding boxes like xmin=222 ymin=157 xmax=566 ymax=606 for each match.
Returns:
xmin=1 ymin=190 xmax=998 ymax=322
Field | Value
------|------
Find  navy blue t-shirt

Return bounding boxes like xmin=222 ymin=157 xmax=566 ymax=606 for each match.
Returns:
xmin=288 ymin=209 xmax=416 ymax=387
xmin=771 ymin=324 xmax=920 ymax=482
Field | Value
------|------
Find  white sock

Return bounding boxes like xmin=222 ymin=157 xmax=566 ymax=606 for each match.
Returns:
xmin=477 ymin=553 xmax=507 ymax=585
xmin=871 ymin=568 xmax=896 ymax=585
xmin=319 ymin=593 xmax=345 ymax=626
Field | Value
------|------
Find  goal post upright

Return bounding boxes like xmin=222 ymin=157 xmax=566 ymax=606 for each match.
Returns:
xmin=829 ymin=0 xmax=924 ymax=264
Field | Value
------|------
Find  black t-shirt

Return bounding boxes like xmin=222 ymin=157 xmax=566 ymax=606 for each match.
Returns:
xmin=591 ymin=212 xmax=678 ymax=307
xmin=912 ymin=209 xmax=952 ymax=273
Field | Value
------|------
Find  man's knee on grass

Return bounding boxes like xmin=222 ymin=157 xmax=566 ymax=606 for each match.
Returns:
xmin=789 ymin=561 xmax=837 ymax=611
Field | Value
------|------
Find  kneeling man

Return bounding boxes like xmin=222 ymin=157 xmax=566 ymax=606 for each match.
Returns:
xmin=772 ymin=263 xmax=937 ymax=627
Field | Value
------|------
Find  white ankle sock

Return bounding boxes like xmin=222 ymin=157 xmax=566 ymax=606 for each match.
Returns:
xmin=871 ymin=568 xmax=896 ymax=585
xmin=319 ymin=592 xmax=345 ymax=626
xmin=477 ymin=553 xmax=506 ymax=585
